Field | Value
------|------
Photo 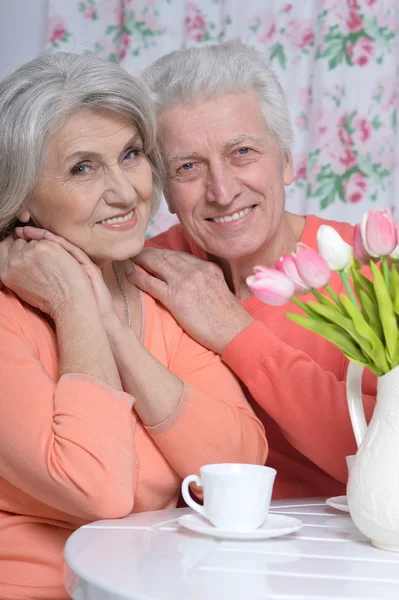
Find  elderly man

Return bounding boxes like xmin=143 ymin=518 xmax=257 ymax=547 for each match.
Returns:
xmin=128 ymin=40 xmax=376 ymax=499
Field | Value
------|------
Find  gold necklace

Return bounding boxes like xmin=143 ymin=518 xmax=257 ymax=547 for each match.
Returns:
xmin=112 ymin=262 xmax=131 ymax=327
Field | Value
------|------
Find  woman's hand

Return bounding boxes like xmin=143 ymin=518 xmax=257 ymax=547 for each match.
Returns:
xmin=0 ymin=228 xmax=97 ymax=319
xmin=14 ymin=227 xmax=123 ymax=332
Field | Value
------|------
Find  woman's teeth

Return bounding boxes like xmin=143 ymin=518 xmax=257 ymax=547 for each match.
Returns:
xmin=212 ymin=206 xmax=252 ymax=223
xmin=100 ymin=210 xmax=134 ymax=225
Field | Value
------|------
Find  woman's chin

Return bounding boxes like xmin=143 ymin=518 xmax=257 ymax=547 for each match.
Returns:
xmin=91 ymin=243 xmax=146 ymax=268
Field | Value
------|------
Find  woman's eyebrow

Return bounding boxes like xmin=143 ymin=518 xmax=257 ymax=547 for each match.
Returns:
xmin=62 ymin=135 xmax=143 ymax=167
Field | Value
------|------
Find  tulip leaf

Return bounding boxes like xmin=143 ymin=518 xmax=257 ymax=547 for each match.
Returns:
xmin=307 ymin=300 xmax=370 ymax=347
xmin=308 ymin=298 xmax=386 ymax=369
xmin=390 ymin=338 xmax=399 ymax=369
xmin=350 ymin=263 xmax=376 ymax=303
xmin=340 ymin=294 xmax=390 ymax=373
xmin=312 ymin=289 xmax=346 ymax=314
xmin=286 ymin=312 xmax=370 ymax=366
xmin=390 ymin=265 xmax=399 ymax=317
xmin=381 ymin=257 xmax=392 ymax=299
xmin=358 ymin=289 xmax=384 ymax=341
xmin=370 ymin=261 xmax=398 ymax=364
xmin=291 ymin=296 xmax=325 ymax=321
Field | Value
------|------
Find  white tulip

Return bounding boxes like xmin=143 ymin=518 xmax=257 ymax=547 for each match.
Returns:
xmin=317 ymin=225 xmax=353 ymax=271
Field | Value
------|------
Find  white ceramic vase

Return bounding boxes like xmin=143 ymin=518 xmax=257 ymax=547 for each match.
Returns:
xmin=346 ymin=361 xmax=399 ymax=551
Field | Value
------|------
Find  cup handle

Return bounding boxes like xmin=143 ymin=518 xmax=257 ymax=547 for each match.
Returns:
xmin=346 ymin=361 xmax=367 ymax=448
xmin=181 ymin=474 xmax=205 ymax=517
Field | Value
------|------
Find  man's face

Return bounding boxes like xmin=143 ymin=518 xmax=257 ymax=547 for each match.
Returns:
xmin=159 ymin=92 xmax=293 ymax=261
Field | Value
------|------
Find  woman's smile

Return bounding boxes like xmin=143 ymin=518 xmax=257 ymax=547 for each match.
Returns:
xmin=97 ymin=208 xmax=138 ymax=230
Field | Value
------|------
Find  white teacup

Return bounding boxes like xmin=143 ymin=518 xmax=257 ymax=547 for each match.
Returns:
xmin=181 ymin=463 xmax=276 ymax=532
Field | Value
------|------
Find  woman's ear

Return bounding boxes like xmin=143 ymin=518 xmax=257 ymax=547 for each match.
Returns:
xmin=16 ymin=209 xmax=31 ymax=224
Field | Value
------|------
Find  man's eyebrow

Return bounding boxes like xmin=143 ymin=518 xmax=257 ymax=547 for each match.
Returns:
xmin=168 ymin=151 xmax=200 ymax=164
xmin=166 ymin=135 xmax=265 ymax=167
xmin=223 ymin=135 xmax=265 ymax=150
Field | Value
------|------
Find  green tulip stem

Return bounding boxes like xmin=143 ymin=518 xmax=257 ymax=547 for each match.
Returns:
xmin=339 ymin=269 xmax=359 ymax=308
xmin=381 ymin=256 xmax=391 ymax=289
xmin=325 ymin=284 xmax=341 ymax=305
xmin=291 ymin=295 xmax=308 ymax=312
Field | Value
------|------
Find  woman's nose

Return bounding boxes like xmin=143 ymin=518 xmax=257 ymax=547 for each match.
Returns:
xmin=104 ymin=167 xmax=136 ymax=205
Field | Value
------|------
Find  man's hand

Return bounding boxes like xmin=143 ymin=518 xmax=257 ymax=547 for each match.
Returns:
xmin=126 ymin=248 xmax=254 ymax=354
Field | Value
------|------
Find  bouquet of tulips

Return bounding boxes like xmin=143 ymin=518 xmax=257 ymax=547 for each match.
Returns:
xmin=247 ymin=210 xmax=399 ymax=377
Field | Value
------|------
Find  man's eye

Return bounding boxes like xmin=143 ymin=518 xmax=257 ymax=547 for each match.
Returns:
xmin=181 ymin=163 xmax=194 ymax=170
xmin=238 ymin=147 xmax=250 ymax=155
xmin=71 ymin=164 xmax=89 ymax=175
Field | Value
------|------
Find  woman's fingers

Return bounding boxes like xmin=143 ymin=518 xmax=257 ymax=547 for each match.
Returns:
xmin=20 ymin=227 xmax=94 ymax=271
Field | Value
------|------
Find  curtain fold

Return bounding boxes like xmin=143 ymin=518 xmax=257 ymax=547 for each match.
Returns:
xmin=47 ymin=0 xmax=399 ymax=236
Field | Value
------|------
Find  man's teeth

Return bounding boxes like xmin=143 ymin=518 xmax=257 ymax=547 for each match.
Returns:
xmin=212 ymin=206 xmax=252 ymax=223
xmin=100 ymin=210 xmax=134 ymax=225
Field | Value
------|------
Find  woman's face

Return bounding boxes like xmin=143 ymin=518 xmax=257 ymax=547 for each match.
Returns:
xmin=24 ymin=108 xmax=153 ymax=266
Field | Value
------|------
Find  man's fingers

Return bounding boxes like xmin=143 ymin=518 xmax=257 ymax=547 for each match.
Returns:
xmin=133 ymin=248 xmax=204 ymax=281
xmin=126 ymin=266 xmax=168 ymax=302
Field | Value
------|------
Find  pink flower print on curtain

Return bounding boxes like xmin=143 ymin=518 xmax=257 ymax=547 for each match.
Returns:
xmin=45 ymin=0 xmax=398 ymax=231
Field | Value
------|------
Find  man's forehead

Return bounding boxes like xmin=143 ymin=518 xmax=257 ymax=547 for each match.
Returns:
xmin=159 ymin=93 xmax=268 ymax=155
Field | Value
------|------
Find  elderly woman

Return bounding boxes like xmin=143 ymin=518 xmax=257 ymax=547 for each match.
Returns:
xmin=130 ymin=41 xmax=377 ymax=499
xmin=0 ymin=52 xmax=266 ymax=599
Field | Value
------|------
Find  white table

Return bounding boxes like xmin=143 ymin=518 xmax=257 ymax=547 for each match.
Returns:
xmin=64 ymin=498 xmax=399 ymax=599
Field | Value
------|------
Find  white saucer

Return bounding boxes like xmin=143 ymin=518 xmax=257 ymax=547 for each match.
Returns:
xmin=177 ymin=513 xmax=303 ymax=540
xmin=326 ymin=495 xmax=349 ymax=512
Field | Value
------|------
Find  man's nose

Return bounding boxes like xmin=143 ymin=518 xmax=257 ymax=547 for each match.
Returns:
xmin=205 ymin=163 xmax=241 ymax=205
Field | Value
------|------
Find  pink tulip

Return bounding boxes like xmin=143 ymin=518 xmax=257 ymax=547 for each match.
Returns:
xmin=247 ymin=266 xmax=296 ymax=306
xmin=353 ymin=223 xmax=372 ymax=265
xmin=292 ymin=244 xmax=331 ymax=289
xmin=275 ymin=255 xmax=308 ymax=294
xmin=360 ymin=209 xmax=397 ymax=257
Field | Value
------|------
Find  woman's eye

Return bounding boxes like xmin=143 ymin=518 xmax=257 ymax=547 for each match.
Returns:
xmin=124 ymin=147 xmax=143 ymax=161
xmin=71 ymin=164 xmax=89 ymax=176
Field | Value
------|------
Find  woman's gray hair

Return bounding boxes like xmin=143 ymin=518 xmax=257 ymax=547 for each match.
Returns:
xmin=0 ymin=51 xmax=163 ymax=239
xmin=142 ymin=40 xmax=293 ymax=155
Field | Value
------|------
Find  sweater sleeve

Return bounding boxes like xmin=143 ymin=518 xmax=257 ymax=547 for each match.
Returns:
xmin=145 ymin=329 xmax=268 ymax=477
xmin=0 ymin=305 xmax=136 ymax=520
xmin=222 ymin=320 xmax=376 ymax=483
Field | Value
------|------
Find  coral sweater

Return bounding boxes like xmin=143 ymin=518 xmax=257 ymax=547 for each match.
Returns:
xmin=146 ymin=215 xmax=377 ymax=499
xmin=0 ymin=289 xmax=266 ymax=600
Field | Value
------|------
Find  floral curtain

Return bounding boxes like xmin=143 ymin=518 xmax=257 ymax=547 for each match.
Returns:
xmin=47 ymin=0 xmax=399 ymax=238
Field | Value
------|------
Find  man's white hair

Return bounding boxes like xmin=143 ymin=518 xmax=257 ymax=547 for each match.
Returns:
xmin=142 ymin=40 xmax=293 ymax=155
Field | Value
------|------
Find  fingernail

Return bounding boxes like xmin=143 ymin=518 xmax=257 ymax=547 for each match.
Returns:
xmin=15 ymin=227 xmax=24 ymax=235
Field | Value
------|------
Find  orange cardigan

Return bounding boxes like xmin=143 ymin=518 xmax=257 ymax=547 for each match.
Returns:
xmin=146 ymin=215 xmax=377 ymax=499
xmin=0 ymin=289 xmax=266 ymax=599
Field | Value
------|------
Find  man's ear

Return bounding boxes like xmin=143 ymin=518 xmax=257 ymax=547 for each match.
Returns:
xmin=283 ymin=152 xmax=294 ymax=186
